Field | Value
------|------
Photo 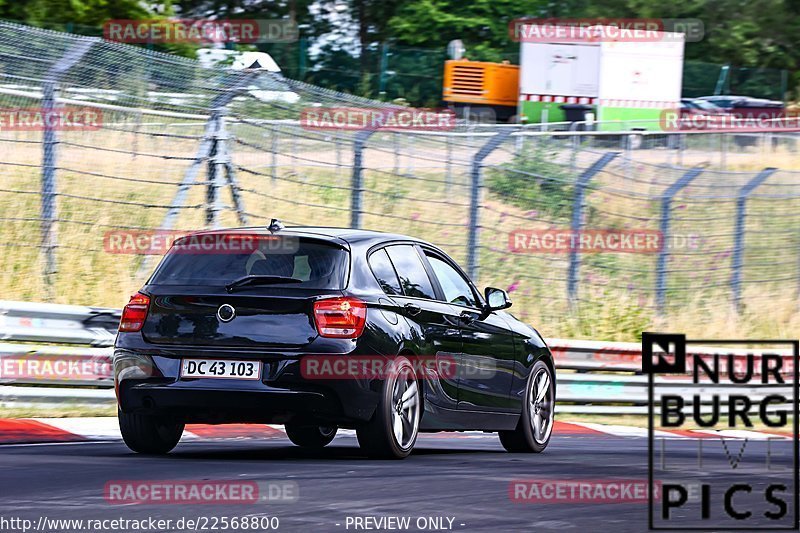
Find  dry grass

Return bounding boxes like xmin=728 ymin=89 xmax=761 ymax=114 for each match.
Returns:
xmin=0 ymin=126 xmax=797 ymax=341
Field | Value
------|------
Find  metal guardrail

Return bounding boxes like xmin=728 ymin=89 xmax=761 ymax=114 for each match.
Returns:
xmin=0 ymin=301 xmax=119 ymax=346
xmin=0 ymin=302 xmax=793 ymax=414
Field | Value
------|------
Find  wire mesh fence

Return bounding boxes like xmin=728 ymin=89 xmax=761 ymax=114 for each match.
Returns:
xmin=1 ymin=21 xmax=799 ymax=340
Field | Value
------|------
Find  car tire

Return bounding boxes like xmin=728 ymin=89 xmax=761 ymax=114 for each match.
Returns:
xmin=356 ymin=356 xmax=421 ymax=459
xmin=499 ymin=360 xmax=554 ymax=453
xmin=118 ymin=409 xmax=184 ymax=455
xmin=285 ymin=424 xmax=337 ymax=448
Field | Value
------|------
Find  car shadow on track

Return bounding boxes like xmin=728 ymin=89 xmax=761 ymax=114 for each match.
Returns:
xmin=108 ymin=442 xmax=511 ymax=462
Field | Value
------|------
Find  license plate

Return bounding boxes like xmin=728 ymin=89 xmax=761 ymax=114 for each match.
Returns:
xmin=180 ymin=359 xmax=261 ymax=380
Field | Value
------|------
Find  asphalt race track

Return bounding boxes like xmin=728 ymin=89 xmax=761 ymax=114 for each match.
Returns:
xmin=1 ymin=429 xmax=795 ymax=532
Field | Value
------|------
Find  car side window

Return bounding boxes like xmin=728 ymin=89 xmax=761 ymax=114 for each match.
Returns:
xmin=368 ymin=248 xmax=402 ymax=295
xmin=385 ymin=245 xmax=436 ymax=300
xmin=426 ymin=254 xmax=477 ymax=308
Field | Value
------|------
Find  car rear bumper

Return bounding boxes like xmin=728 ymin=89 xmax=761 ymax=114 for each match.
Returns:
xmin=118 ymin=380 xmax=378 ymax=425
xmin=114 ymin=350 xmax=382 ymax=425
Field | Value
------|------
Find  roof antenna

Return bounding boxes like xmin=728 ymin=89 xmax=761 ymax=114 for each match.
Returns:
xmin=268 ymin=219 xmax=284 ymax=233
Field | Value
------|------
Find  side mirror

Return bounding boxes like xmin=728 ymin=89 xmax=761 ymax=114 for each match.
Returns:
xmin=484 ymin=287 xmax=512 ymax=312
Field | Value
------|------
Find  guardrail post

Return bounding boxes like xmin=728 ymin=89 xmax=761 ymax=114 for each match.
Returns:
xmin=656 ymin=168 xmax=704 ymax=314
xmin=466 ymin=129 xmax=513 ymax=281
xmin=351 ymin=129 xmax=376 ymax=229
xmin=731 ymin=168 xmax=776 ymax=311
xmin=567 ymin=152 xmax=619 ymax=305
xmin=40 ymin=39 xmax=94 ymax=300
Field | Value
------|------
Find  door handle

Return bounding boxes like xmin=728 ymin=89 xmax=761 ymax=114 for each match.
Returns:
xmin=404 ymin=303 xmax=422 ymax=316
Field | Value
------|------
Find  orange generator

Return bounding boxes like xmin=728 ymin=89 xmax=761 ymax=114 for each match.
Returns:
xmin=442 ymin=59 xmax=520 ymax=122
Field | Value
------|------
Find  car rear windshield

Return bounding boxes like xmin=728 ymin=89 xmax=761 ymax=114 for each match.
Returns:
xmin=148 ymin=234 xmax=349 ymax=289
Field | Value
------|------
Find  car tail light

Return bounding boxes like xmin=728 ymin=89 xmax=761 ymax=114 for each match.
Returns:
xmin=119 ymin=293 xmax=150 ymax=332
xmin=313 ymin=297 xmax=367 ymax=338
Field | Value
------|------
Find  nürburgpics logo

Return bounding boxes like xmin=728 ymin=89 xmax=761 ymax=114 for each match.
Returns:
xmin=645 ymin=333 xmax=799 ymax=529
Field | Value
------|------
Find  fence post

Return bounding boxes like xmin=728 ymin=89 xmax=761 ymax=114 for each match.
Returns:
xmin=213 ymin=108 xmax=248 ymax=226
xmin=271 ymin=127 xmax=278 ymax=183
xmin=162 ymin=71 xmax=258 ymax=232
xmin=624 ymin=133 xmax=633 ymax=181
xmin=351 ymin=129 xmax=376 ymax=229
xmin=566 ymin=152 xmax=619 ymax=304
xmin=731 ymin=168 xmax=776 ymax=311
xmin=378 ymin=42 xmax=389 ymax=95
xmin=570 ymin=131 xmax=579 ymax=178
xmin=40 ymin=39 xmax=94 ymax=299
xmin=655 ymin=168 xmax=704 ymax=314
xmin=41 ymin=81 xmax=58 ymax=299
xmin=335 ymin=134 xmax=342 ymax=179
xmin=407 ymin=134 xmax=415 ymax=175
xmin=138 ymin=71 xmax=259 ymax=278
xmin=720 ymin=134 xmax=727 ymax=170
xmin=291 ymin=132 xmax=297 ymax=175
xmin=161 ymin=119 xmax=217 ymax=235
xmin=205 ymin=110 xmax=223 ymax=228
xmin=466 ymin=130 xmax=513 ymax=281
xmin=393 ymin=133 xmax=399 ymax=175
xmin=445 ymin=133 xmax=452 ymax=192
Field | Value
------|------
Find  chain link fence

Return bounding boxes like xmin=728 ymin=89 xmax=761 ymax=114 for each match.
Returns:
xmin=1 ymin=21 xmax=799 ymax=340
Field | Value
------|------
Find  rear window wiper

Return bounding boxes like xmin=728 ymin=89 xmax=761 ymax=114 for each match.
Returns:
xmin=225 ymin=275 xmax=303 ymax=293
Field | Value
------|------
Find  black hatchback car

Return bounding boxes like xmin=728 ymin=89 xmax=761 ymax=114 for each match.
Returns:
xmin=114 ymin=224 xmax=555 ymax=458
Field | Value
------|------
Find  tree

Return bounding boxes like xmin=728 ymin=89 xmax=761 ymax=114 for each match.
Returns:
xmin=389 ymin=0 xmax=552 ymax=61
xmin=0 ymin=0 xmax=154 ymax=28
